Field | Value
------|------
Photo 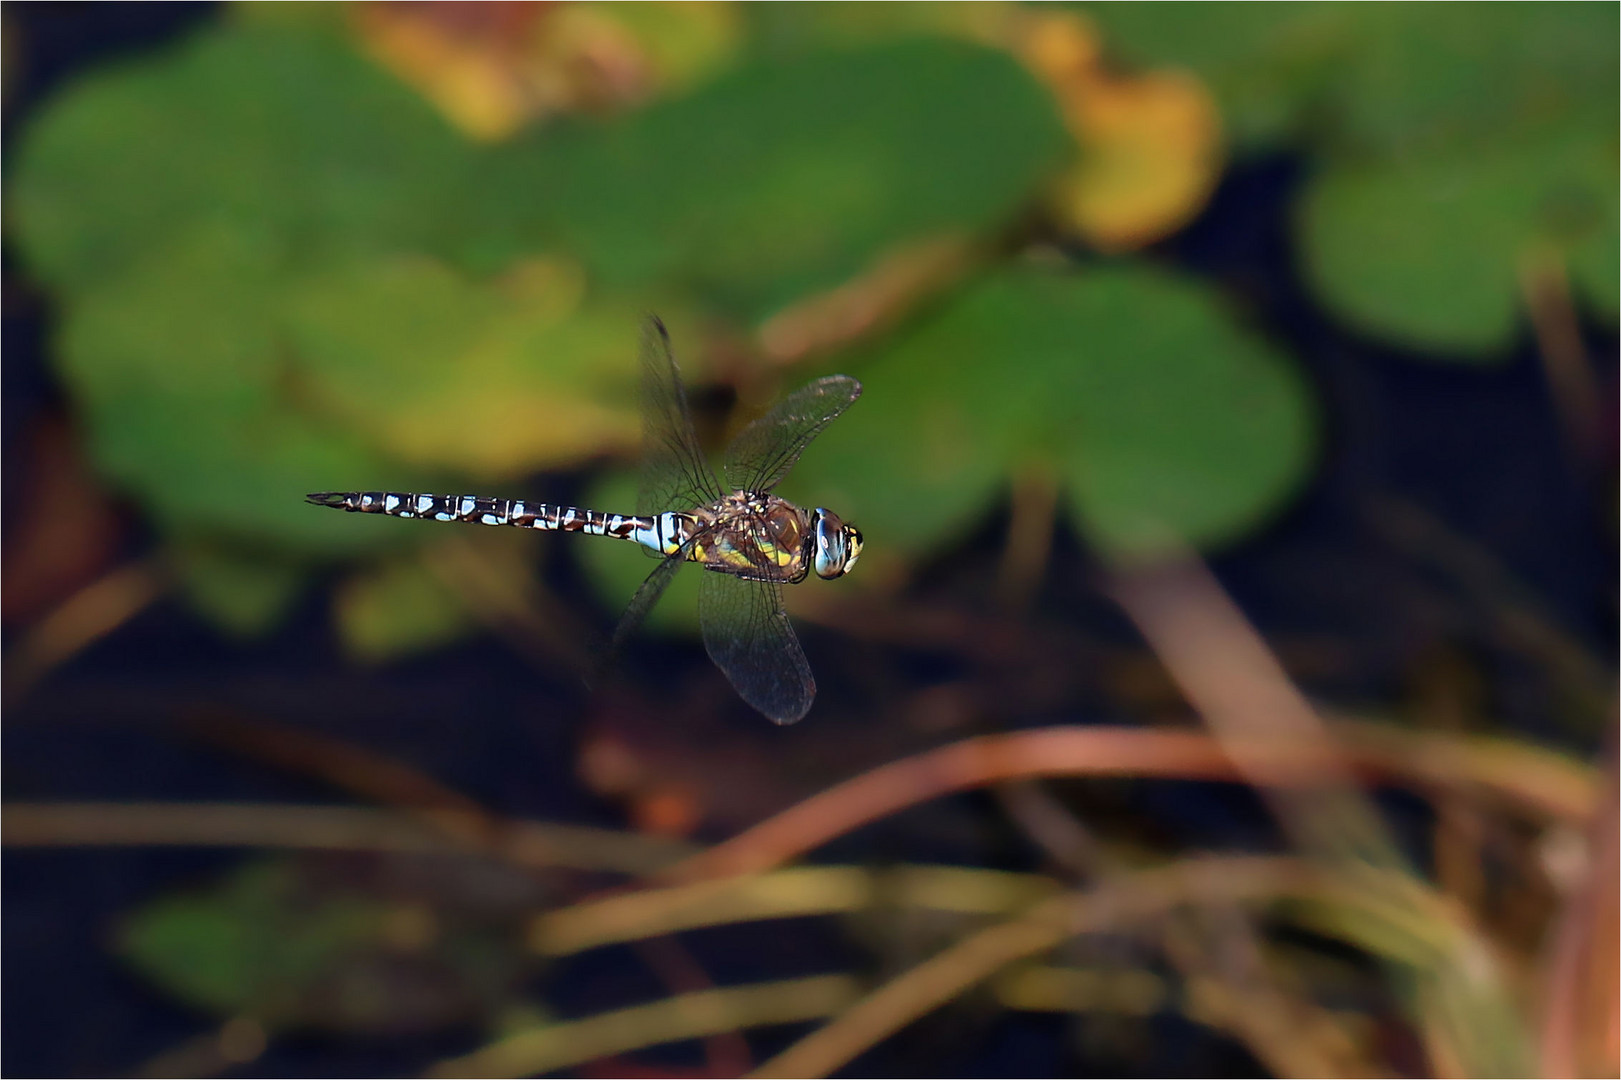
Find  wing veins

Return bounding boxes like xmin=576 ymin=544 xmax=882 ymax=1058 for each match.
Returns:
xmin=637 ymin=315 xmax=721 ymax=516
xmin=724 ymin=375 xmax=862 ymax=494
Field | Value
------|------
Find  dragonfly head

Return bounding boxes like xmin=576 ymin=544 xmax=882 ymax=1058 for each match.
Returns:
xmin=811 ymin=508 xmax=863 ymax=579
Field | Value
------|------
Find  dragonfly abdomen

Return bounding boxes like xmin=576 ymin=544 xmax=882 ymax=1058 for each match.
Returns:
xmin=306 ymin=492 xmax=689 ymax=554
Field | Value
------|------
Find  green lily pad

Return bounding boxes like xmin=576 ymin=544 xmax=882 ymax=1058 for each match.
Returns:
xmin=1047 ymin=269 xmax=1316 ymax=555
xmin=121 ymin=860 xmax=400 ymax=1024
xmin=121 ymin=858 xmax=525 ymax=1032
xmin=54 ymin=224 xmax=418 ymax=555
xmin=1083 ymin=3 xmax=1617 ymax=355
xmin=8 ymin=20 xmax=499 ymax=569
xmin=10 ymin=23 xmax=471 ymax=294
xmin=1083 ymin=3 xmax=1617 ymax=160
xmin=790 ymin=264 xmax=1317 ymax=561
xmin=1300 ymin=131 xmax=1618 ymax=356
xmin=1081 ymin=2 xmax=1362 ymax=153
xmin=1297 ymin=5 xmax=1617 ymax=352
xmin=583 ymin=265 xmax=1316 ymax=618
xmin=283 ymin=255 xmax=647 ymax=477
xmin=1332 ymin=3 xmax=1617 ymax=157
xmin=529 ymin=37 xmax=1068 ymax=320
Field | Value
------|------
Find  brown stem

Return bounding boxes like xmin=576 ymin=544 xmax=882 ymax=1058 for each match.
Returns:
xmin=749 ymin=857 xmax=1320 ymax=1078
xmin=1519 ymin=249 xmax=1600 ymax=464
xmin=1 ymin=801 xmax=694 ymax=875
xmin=1538 ymin=732 xmax=1620 ymax=1077
xmin=997 ymin=461 xmax=1060 ymax=610
xmin=661 ymin=721 xmax=1596 ymax=884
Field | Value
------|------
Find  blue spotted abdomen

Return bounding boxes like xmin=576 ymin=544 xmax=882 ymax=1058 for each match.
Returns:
xmin=305 ymin=491 xmax=689 ymax=555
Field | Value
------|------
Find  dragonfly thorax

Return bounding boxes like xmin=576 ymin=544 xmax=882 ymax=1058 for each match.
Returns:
xmin=689 ymin=491 xmax=814 ymax=582
xmin=684 ymin=492 xmax=860 ymax=584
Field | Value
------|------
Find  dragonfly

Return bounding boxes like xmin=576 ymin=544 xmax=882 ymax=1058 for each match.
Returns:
xmin=308 ymin=315 xmax=863 ymax=724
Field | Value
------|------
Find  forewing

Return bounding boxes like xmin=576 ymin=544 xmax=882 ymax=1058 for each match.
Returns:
xmin=699 ymin=570 xmax=816 ymax=725
xmin=723 ymin=375 xmax=862 ymax=494
xmin=637 ymin=315 xmax=722 ymax=516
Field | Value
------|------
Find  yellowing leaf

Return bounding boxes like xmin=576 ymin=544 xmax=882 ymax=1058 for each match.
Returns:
xmin=756 ymin=233 xmax=978 ymax=365
xmin=284 ymin=254 xmax=645 ymax=476
xmin=353 ymin=2 xmax=547 ymax=141
xmin=1016 ymin=12 xmax=1223 ymax=251
xmin=353 ymin=1 xmax=742 ymax=141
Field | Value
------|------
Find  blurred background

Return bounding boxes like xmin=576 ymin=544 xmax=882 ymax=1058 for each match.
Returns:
xmin=3 ymin=3 xmax=1616 ymax=1076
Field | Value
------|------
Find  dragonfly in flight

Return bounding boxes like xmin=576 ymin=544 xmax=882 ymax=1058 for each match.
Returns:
xmin=309 ymin=315 xmax=863 ymax=724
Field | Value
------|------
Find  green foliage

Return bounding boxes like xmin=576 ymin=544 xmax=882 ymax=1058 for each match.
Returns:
xmin=527 ymin=38 xmax=1070 ymax=320
xmin=1333 ymin=4 xmax=1617 ymax=157
xmin=1084 ymin=3 xmax=1617 ymax=159
xmin=745 ymin=3 xmax=1006 ymax=58
xmin=335 ymin=552 xmax=476 ymax=662
xmin=121 ymin=860 xmax=401 ymax=1023
xmin=789 ymin=265 xmax=1315 ymax=560
xmin=1086 ymin=1 xmax=1618 ymax=356
xmin=1081 ymin=2 xmax=1359 ymax=153
xmin=173 ymin=541 xmax=309 ymax=636
xmin=120 ymin=858 xmax=525 ymax=1032
xmin=1301 ymin=132 xmax=1617 ymax=355
xmin=10 ymin=25 xmax=474 ymax=558
xmin=9 ymin=19 xmax=1073 ymax=641
xmin=1302 ymin=4 xmax=1618 ymax=355
xmin=282 ymin=256 xmax=643 ymax=475
xmin=11 ymin=24 xmax=471 ymax=293
xmin=13 ymin=5 xmax=1607 ymax=641
xmin=575 ymin=261 xmax=1316 ymax=623
xmin=55 ymin=222 xmax=410 ymax=554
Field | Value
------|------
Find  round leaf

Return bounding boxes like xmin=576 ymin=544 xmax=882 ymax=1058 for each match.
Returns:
xmin=11 ymin=23 xmax=472 ymax=293
xmin=532 ymin=37 xmax=1069 ymax=319
xmin=283 ymin=256 xmax=643 ymax=476
xmin=790 ymin=265 xmax=1317 ymax=561
xmin=1333 ymin=4 xmax=1618 ymax=157
xmin=1300 ymin=133 xmax=1617 ymax=355
xmin=120 ymin=859 xmax=525 ymax=1032
xmin=1081 ymin=2 xmax=1360 ymax=153
xmin=57 ymin=225 xmax=415 ymax=554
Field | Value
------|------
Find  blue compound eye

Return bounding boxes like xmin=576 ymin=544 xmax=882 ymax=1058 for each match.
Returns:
xmin=812 ymin=509 xmax=851 ymax=578
xmin=812 ymin=510 xmax=862 ymax=579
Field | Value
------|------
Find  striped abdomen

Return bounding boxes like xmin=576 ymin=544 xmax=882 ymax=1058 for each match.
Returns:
xmin=306 ymin=491 xmax=689 ymax=555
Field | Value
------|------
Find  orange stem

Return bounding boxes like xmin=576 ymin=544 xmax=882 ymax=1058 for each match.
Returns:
xmin=662 ymin=724 xmax=1594 ymax=883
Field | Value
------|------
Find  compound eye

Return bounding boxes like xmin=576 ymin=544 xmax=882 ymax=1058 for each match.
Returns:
xmin=813 ymin=510 xmax=848 ymax=579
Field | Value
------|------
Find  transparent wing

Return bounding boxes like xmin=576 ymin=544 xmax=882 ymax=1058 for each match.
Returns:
xmin=699 ymin=570 xmax=816 ymax=725
xmin=636 ymin=315 xmax=722 ymax=517
xmin=610 ymin=548 xmax=690 ymax=653
xmin=723 ymin=375 xmax=862 ymax=494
